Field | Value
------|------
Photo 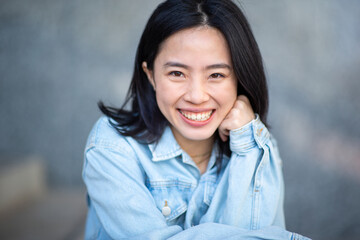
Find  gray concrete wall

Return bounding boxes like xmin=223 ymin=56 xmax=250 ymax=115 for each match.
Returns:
xmin=1 ymin=0 xmax=359 ymax=239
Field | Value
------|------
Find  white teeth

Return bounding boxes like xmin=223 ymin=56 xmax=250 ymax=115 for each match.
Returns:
xmin=180 ymin=110 xmax=213 ymax=121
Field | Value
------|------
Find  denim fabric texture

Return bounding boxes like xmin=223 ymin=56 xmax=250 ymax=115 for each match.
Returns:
xmin=82 ymin=115 xmax=311 ymax=240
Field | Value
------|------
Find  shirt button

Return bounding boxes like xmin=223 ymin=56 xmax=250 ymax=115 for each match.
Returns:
xmin=162 ymin=201 xmax=171 ymax=217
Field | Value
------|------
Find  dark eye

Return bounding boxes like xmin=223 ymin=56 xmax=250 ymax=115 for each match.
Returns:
xmin=170 ymin=71 xmax=184 ymax=77
xmin=210 ymin=73 xmax=224 ymax=79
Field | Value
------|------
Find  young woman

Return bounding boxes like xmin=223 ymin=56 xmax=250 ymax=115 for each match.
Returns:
xmin=82 ymin=0 xmax=310 ymax=239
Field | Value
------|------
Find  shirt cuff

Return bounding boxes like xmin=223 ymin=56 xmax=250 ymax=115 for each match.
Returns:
xmin=229 ymin=114 xmax=270 ymax=153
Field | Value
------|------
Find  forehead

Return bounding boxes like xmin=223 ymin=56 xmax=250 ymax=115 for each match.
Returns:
xmin=155 ymin=26 xmax=232 ymax=67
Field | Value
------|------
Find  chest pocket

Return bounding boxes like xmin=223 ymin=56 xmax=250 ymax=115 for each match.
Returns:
xmin=146 ymin=178 xmax=195 ymax=224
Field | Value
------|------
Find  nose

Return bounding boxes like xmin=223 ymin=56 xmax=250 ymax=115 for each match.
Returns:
xmin=183 ymin=77 xmax=209 ymax=104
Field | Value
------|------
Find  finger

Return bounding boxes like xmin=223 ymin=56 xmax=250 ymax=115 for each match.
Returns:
xmin=233 ymin=96 xmax=255 ymax=122
xmin=233 ymin=96 xmax=251 ymax=111
xmin=218 ymin=119 xmax=231 ymax=141
xmin=236 ymin=94 xmax=250 ymax=103
xmin=218 ymin=129 xmax=229 ymax=142
xmin=222 ymin=108 xmax=242 ymax=130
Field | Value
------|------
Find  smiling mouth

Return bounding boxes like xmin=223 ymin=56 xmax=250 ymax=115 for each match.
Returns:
xmin=178 ymin=110 xmax=214 ymax=122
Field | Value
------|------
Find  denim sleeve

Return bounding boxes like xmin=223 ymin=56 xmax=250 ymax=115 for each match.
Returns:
xmin=228 ymin=115 xmax=286 ymax=228
xmin=167 ymin=224 xmax=310 ymax=240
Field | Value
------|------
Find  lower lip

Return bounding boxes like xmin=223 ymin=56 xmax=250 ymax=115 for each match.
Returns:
xmin=178 ymin=110 xmax=215 ymax=127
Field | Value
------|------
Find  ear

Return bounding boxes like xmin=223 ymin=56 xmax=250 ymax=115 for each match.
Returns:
xmin=142 ymin=62 xmax=155 ymax=90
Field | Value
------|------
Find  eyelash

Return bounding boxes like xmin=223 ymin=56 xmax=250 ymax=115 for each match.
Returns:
xmin=169 ymin=71 xmax=225 ymax=79
xmin=210 ymin=73 xmax=225 ymax=79
xmin=169 ymin=71 xmax=184 ymax=77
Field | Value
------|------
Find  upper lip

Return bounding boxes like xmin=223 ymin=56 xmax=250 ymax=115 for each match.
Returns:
xmin=178 ymin=108 xmax=214 ymax=113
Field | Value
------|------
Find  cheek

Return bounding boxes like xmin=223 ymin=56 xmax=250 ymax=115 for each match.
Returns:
xmin=155 ymin=88 xmax=176 ymax=114
xmin=222 ymin=93 xmax=237 ymax=112
xmin=154 ymin=76 xmax=182 ymax=107
xmin=227 ymin=80 xmax=238 ymax=101
xmin=213 ymin=81 xmax=237 ymax=108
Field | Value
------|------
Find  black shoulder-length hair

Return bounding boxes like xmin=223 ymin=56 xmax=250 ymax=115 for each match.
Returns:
xmin=99 ymin=0 xmax=268 ymax=160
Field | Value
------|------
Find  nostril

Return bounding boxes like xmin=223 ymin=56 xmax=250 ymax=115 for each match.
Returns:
xmin=184 ymin=88 xmax=209 ymax=104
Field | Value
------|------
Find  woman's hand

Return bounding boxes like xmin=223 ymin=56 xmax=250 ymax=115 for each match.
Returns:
xmin=218 ymin=95 xmax=255 ymax=142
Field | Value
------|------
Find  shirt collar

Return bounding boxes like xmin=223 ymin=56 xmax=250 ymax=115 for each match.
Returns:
xmin=148 ymin=126 xmax=220 ymax=172
xmin=148 ymin=126 xmax=183 ymax=162
xmin=206 ymin=146 xmax=218 ymax=171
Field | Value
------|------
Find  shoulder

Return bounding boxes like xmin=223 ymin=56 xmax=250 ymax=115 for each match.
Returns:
xmin=85 ymin=116 xmax=137 ymax=155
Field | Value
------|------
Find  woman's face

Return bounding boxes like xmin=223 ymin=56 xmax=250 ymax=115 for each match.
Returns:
xmin=143 ymin=26 xmax=237 ymax=144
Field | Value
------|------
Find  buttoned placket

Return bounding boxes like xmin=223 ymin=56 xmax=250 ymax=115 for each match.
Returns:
xmin=184 ymin=168 xmax=218 ymax=228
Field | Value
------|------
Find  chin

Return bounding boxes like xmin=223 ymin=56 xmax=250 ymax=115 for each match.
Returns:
xmin=181 ymin=128 xmax=217 ymax=142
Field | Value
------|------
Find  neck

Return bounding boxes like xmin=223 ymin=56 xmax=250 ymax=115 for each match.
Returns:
xmin=170 ymin=127 xmax=214 ymax=172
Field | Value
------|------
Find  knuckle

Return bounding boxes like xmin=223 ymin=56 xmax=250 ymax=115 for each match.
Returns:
xmin=231 ymin=108 xmax=241 ymax=115
xmin=237 ymin=94 xmax=248 ymax=101
xmin=235 ymin=101 xmax=246 ymax=110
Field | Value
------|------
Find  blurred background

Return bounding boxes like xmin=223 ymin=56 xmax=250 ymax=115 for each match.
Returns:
xmin=0 ymin=0 xmax=359 ymax=239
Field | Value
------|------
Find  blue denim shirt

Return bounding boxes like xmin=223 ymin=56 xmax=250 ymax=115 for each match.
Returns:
xmin=82 ymin=115 xmax=310 ymax=240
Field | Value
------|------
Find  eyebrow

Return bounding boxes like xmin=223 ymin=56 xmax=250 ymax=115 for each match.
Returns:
xmin=163 ymin=61 xmax=232 ymax=70
xmin=206 ymin=63 xmax=232 ymax=70
xmin=163 ymin=62 xmax=189 ymax=69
